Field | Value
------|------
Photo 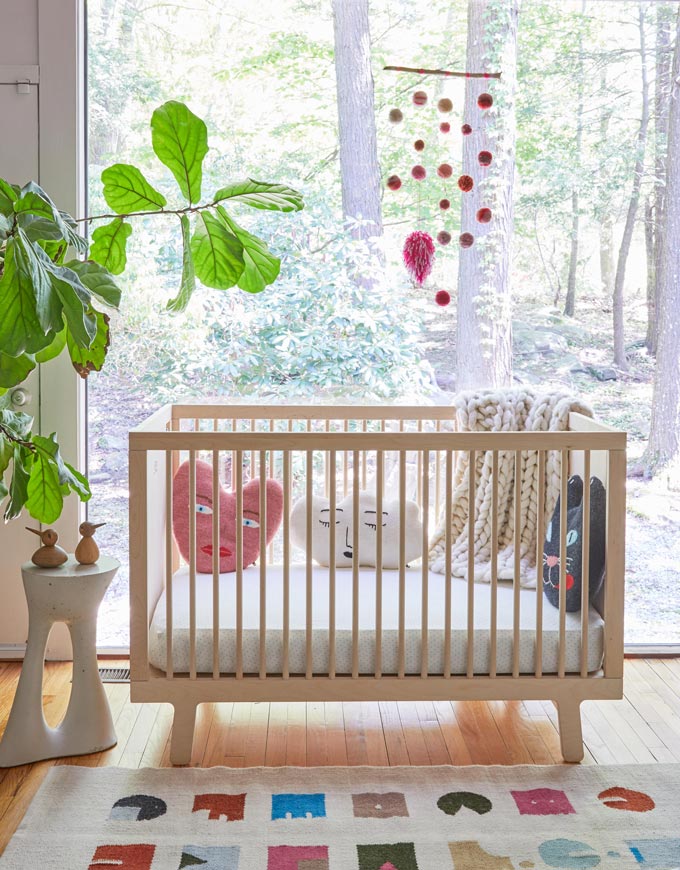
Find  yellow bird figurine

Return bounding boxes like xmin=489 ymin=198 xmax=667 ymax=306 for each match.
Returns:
xmin=75 ymin=521 xmax=106 ymax=565
xmin=26 ymin=527 xmax=68 ymax=568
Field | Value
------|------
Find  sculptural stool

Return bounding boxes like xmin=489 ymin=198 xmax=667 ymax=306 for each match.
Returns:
xmin=0 ymin=555 xmax=119 ymax=767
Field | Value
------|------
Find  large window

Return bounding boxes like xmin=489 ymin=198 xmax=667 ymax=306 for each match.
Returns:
xmin=87 ymin=0 xmax=680 ymax=647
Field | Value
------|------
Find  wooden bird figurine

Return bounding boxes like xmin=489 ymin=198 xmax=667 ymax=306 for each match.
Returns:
xmin=75 ymin=521 xmax=106 ymax=565
xmin=26 ymin=527 xmax=68 ymax=568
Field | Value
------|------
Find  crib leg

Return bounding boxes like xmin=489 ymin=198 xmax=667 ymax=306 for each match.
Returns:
xmin=555 ymin=698 xmax=584 ymax=763
xmin=170 ymin=701 xmax=198 ymax=765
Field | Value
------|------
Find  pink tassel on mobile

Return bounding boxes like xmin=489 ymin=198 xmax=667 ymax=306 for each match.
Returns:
xmin=403 ymin=231 xmax=435 ymax=285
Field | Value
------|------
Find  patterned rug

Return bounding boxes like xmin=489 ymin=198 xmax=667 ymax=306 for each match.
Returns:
xmin=1 ymin=764 xmax=679 ymax=869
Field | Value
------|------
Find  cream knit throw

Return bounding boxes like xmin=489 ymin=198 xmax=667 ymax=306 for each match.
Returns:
xmin=428 ymin=389 xmax=592 ymax=587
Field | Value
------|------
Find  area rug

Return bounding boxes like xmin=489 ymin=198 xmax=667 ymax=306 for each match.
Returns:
xmin=1 ymin=764 xmax=679 ymax=869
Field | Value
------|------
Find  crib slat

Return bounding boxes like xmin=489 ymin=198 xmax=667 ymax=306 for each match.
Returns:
xmin=250 ymin=419 xmax=256 ymax=482
xmin=375 ymin=449 xmax=383 ymax=679
xmin=444 ymin=450 xmax=453 ymax=679
xmin=558 ymin=448 xmax=569 ymax=678
xmin=343 ymin=420 xmax=349 ymax=495
xmin=189 ymin=451 xmax=197 ymax=680
xmin=283 ymin=450 xmax=291 ymax=680
xmin=535 ymin=449 xmax=546 ymax=679
xmin=362 ymin=421 xmax=367 ymax=489
xmin=236 ymin=450 xmax=244 ymax=679
xmin=421 ymin=449 xmax=429 ymax=679
xmin=467 ymin=450 xmax=476 ymax=678
xmin=259 ymin=451 xmax=267 ymax=679
xmin=352 ymin=451 xmax=360 ymax=679
xmin=435 ymin=421 xmax=441 ymax=522
xmin=490 ymin=450 xmax=499 ymax=679
xmin=324 ymin=420 xmax=331 ymax=497
xmin=306 ymin=449 xmax=313 ymax=679
xmin=513 ymin=450 xmax=522 ymax=679
xmin=580 ymin=451 xmax=591 ymax=678
xmin=329 ymin=450 xmax=337 ymax=679
xmin=417 ymin=420 xmax=423 ymax=507
xmin=398 ymin=450 xmax=406 ymax=679
xmin=212 ymin=451 xmax=220 ymax=679
xmin=268 ymin=420 xmax=275 ymax=563
xmin=165 ymin=450 xmax=174 ymax=679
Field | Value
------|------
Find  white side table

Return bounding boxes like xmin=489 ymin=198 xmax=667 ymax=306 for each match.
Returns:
xmin=0 ymin=555 xmax=119 ymax=768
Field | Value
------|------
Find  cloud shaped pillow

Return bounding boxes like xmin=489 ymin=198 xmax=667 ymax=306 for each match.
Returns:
xmin=290 ymin=491 xmax=422 ymax=569
xmin=173 ymin=459 xmax=283 ymax=573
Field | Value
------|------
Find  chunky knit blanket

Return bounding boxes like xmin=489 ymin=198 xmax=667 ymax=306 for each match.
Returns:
xmin=428 ymin=389 xmax=592 ymax=587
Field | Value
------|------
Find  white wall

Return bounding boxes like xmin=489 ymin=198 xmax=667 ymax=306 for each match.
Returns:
xmin=0 ymin=0 xmax=84 ymax=659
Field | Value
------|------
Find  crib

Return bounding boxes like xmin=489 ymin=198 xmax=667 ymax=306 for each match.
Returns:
xmin=128 ymin=403 xmax=626 ymax=765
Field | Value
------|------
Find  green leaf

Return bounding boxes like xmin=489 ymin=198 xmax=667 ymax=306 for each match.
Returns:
xmin=166 ymin=214 xmax=196 ymax=313
xmin=0 ymin=178 xmax=18 ymax=214
xmin=5 ymin=445 xmax=32 ymax=521
xmin=213 ymin=178 xmax=304 ymax=212
xmin=191 ymin=210 xmax=244 ymax=290
xmin=101 ymin=163 xmax=167 ymax=213
xmin=66 ymin=311 xmax=110 ymax=377
xmin=89 ymin=218 xmax=132 ymax=275
xmin=32 ymin=433 xmax=91 ymax=501
xmin=14 ymin=183 xmax=87 ymax=254
xmin=0 ymin=352 xmax=36 ymax=388
xmin=217 ymin=207 xmax=280 ymax=294
xmin=0 ymin=409 xmax=32 ymax=441
xmin=0 ymin=235 xmax=61 ymax=356
xmin=26 ymin=446 xmax=62 ymax=523
xmin=150 ymin=101 xmax=208 ymax=204
xmin=34 ymin=329 xmax=66 ymax=364
xmin=0 ymin=434 xmax=13 ymax=478
xmin=0 ymin=213 xmax=11 ymax=240
xmin=64 ymin=259 xmax=121 ymax=309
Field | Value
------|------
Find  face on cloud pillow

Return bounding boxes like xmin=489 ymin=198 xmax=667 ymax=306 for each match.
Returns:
xmin=290 ymin=491 xmax=422 ymax=569
xmin=173 ymin=459 xmax=283 ymax=574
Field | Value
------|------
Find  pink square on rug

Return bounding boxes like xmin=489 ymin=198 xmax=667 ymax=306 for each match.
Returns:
xmin=267 ymin=845 xmax=329 ymax=870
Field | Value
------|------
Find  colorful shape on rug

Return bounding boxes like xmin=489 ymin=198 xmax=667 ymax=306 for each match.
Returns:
xmin=110 ymin=795 xmax=167 ymax=821
xmin=356 ymin=842 xmax=418 ymax=870
xmin=267 ymin=845 xmax=329 ymax=869
xmin=437 ymin=791 xmax=493 ymax=816
xmin=271 ymin=793 xmax=326 ymax=820
xmin=511 ymin=788 xmax=576 ymax=816
xmin=192 ymin=793 xmax=246 ymax=821
xmin=178 ymin=845 xmax=240 ymax=869
xmin=88 ymin=844 xmax=156 ymax=870
xmin=352 ymin=792 xmax=409 ymax=818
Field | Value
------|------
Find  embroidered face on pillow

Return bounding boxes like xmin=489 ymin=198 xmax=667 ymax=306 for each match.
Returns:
xmin=172 ymin=459 xmax=283 ymax=573
xmin=290 ymin=491 xmax=422 ymax=569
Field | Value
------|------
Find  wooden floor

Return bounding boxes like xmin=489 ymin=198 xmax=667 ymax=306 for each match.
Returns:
xmin=1 ymin=657 xmax=680 ymax=851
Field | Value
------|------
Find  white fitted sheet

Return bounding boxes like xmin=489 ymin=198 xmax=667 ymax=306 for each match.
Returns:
xmin=148 ymin=565 xmax=604 ymax=676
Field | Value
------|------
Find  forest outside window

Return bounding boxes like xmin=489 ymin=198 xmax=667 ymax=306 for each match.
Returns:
xmin=86 ymin=0 xmax=679 ymax=648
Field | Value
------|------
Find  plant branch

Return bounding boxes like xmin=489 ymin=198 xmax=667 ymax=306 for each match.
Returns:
xmin=75 ymin=200 xmax=225 ymax=224
xmin=0 ymin=423 xmax=35 ymax=452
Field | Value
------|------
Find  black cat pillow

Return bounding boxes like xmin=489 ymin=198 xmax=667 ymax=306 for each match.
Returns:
xmin=543 ymin=475 xmax=606 ymax=612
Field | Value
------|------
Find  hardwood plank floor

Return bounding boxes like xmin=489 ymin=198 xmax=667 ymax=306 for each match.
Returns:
xmin=0 ymin=657 xmax=678 ymax=853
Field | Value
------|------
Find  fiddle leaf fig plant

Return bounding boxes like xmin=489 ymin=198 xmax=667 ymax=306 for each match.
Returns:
xmin=0 ymin=99 xmax=303 ymax=524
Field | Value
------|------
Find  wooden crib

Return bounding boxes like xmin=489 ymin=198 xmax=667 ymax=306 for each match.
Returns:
xmin=129 ymin=403 xmax=626 ymax=765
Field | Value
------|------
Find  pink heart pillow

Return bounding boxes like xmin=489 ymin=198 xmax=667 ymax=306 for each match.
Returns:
xmin=172 ymin=459 xmax=283 ymax=573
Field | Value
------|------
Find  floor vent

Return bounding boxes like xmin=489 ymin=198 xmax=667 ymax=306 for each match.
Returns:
xmin=98 ymin=667 xmax=130 ymax=683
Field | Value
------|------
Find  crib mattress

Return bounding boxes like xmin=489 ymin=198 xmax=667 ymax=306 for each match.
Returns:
xmin=148 ymin=565 xmax=604 ymax=676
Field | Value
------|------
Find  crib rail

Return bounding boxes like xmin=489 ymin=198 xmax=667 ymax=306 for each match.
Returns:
xmin=129 ymin=404 xmax=626 ymax=700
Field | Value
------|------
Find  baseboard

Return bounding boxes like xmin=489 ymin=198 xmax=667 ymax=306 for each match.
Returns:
xmin=0 ymin=643 xmax=27 ymax=660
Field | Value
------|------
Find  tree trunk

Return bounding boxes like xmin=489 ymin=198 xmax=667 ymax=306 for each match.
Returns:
xmin=455 ymin=0 xmax=519 ymax=390
xmin=332 ymin=0 xmax=383 ymax=241
xmin=563 ymin=2 xmax=586 ymax=319
xmin=598 ymin=69 xmax=615 ymax=300
xmin=612 ymin=3 xmax=650 ymax=370
xmin=644 ymin=195 xmax=655 ymax=351
xmin=648 ymin=3 xmax=674 ymax=354
xmin=647 ymin=6 xmax=680 ymax=475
